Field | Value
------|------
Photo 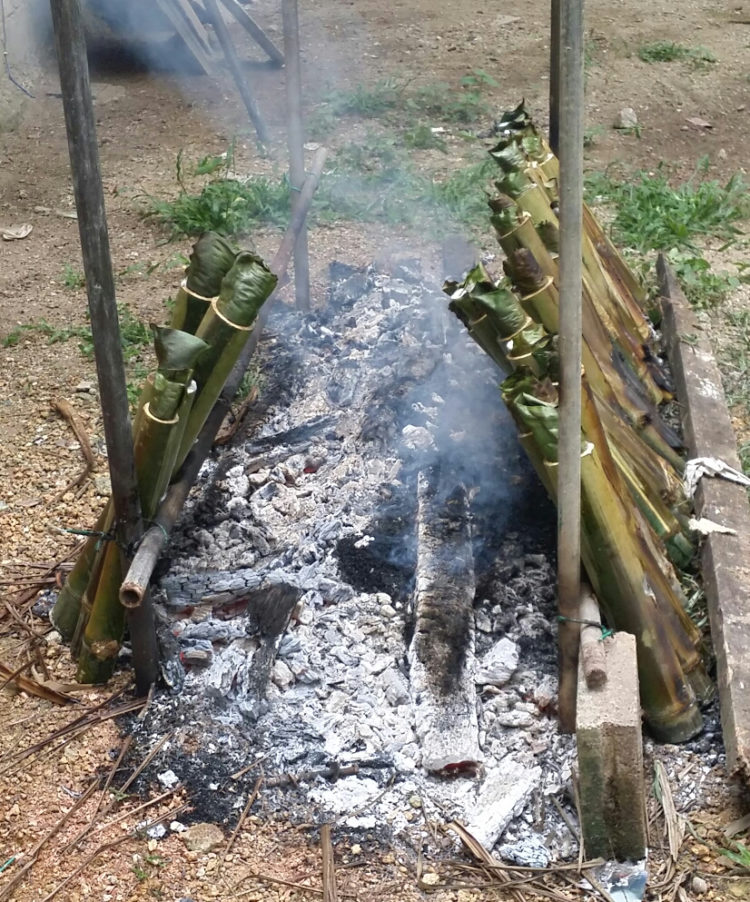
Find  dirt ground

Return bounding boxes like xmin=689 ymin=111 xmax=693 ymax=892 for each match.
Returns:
xmin=1 ymin=0 xmax=750 ymax=900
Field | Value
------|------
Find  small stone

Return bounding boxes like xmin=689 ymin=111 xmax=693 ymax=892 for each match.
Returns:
xmin=181 ymin=822 xmax=224 ymax=853
xmin=381 ymin=604 xmax=397 ymax=618
xmin=408 ymin=794 xmax=422 ymax=809
xmin=93 ymin=475 xmax=111 ymax=496
xmin=718 ymin=148 xmax=728 ymax=161
xmin=170 ymin=821 xmax=188 ymax=833
xmin=157 ymin=769 xmax=179 ymax=789
xmin=692 ymin=876 xmax=708 ymax=895
xmin=614 ymin=107 xmax=638 ymax=129
xmin=272 ymin=659 xmax=295 ymax=691
xmin=421 ymin=872 xmax=440 ymax=887
xmin=350 ymin=843 xmax=362 ymax=855
xmin=147 ymin=838 xmax=158 ymax=852
xmin=75 ymin=381 xmax=93 ymax=393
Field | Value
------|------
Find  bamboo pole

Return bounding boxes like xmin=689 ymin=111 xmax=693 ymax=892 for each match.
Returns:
xmin=555 ymin=0 xmax=585 ymax=733
xmin=282 ymin=0 xmax=311 ymax=311
xmin=49 ymin=0 xmax=157 ymax=694
xmin=218 ymin=0 xmax=284 ymax=66
xmin=203 ymin=0 xmax=270 ymax=147
xmin=119 ymin=147 xmax=328 ymax=607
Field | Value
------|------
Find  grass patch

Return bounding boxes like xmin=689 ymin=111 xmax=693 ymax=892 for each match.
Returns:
xmin=637 ymin=41 xmax=717 ymax=68
xmin=318 ymin=148 xmax=496 ymax=235
xmin=308 ymin=74 xmax=493 ymax=139
xmin=147 ymin=146 xmax=291 ymax=238
xmin=61 ymin=263 xmax=85 ymax=290
xmin=586 ymin=164 xmax=749 ymax=307
xmin=149 ymin=174 xmax=290 ymax=237
xmin=1 ymin=319 xmax=90 ymax=349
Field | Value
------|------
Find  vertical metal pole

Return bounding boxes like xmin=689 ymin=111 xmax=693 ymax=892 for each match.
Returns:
xmin=281 ymin=0 xmax=311 ymax=311
xmin=556 ymin=0 xmax=585 ymax=733
xmin=549 ymin=0 xmax=561 ymax=154
xmin=50 ymin=0 xmax=158 ymax=694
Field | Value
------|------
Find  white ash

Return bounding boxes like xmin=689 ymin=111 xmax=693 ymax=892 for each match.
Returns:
xmin=124 ymin=264 xmax=722 ymax=868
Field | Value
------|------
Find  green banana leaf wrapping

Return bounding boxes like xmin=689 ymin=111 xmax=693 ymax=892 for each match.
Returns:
xmin=177 ymin=252 xmax=278 ymax=469
xmin=186 ymin=232 xmax=239 ymax=299
xmin=172 ymin=232 xmax=239 ymax=335
xmin=152 ymin=325 xmax=209 ymax=384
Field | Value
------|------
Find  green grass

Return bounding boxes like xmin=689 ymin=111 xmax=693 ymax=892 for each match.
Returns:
xmin=586 ymin=164 xmax=749 ymax=307
xmin=61 ymin=263 xmax=85 ymax=290
xmin=1 ymin=318 xmax=90 ymax=349
xmin=308 ymin=74 xmax=493 ymax=139
xmin=637 ymin=41 xmax=717 ymax=68
xmin=148 ymin=174 xmax=291 ymax=238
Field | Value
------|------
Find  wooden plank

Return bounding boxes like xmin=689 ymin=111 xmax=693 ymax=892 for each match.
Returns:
xmin=219 ymin=0 xmax=284 ymax=65
xmin=155 ymin=0 xmax=216 ymax=75
xmin=658 ymin=253 xmax=750 ymax=781
xmin=172 ymin=0 xmax=214 ymax=52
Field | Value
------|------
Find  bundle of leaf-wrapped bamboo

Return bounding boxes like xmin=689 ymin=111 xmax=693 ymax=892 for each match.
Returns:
xmin=52 ymin=232 xmax=277 ymax=682
xmin=444 ymin=103 xmax=709 ymax=741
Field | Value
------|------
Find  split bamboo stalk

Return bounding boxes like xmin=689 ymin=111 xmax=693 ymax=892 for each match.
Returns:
xmin=203 ymin=0 xmax=270 ymax=146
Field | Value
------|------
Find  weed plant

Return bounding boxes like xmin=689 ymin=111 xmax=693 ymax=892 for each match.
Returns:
xmin=586 ymin=164 xmax=749 ymax=307
xmin=638 ymin=41 xmax=716 ymax=68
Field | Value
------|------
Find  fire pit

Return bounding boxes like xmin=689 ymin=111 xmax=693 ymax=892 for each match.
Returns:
xmin=121 ymin=260 xmax=587 ymax=865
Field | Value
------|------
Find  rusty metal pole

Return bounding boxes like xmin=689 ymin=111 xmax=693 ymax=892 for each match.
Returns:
xmin=556 ymin=0 xmax=585 ymax=732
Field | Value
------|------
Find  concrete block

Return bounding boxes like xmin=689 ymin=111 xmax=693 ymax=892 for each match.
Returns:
xmin=576 ymin=632 xmax=647 ymax=861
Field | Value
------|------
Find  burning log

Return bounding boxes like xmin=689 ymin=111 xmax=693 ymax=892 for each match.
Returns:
xmin=409 ymin=468 xmax=482 ymax=774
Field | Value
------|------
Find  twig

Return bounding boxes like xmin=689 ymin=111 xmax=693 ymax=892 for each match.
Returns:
xmin=655 ymin=759 xmax=684 ymax=861
xmin=550 ymin=794 xmax=580 ymax=847
xmin=0 ymin=693 xmax=141 ymax=776
xmin=0 ymin=659 xmax=73 ymax=705
xmin=51 ymin=398 xmax=96 ymax=500
xmin=321 ymin=823 xmax=338 ymax=902
xmin=225 ymin=775 xmax=263 ymax=857
xmin=92 ymin=786 xmax=181 ymax=834
xmin=89 ymin=731 xmax=172 ymax=825
xmin=229 ymin=755 xmax=267 ymax=782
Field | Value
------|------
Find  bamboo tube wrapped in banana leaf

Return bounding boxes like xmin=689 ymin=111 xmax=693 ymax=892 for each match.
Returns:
xmin=170 ymin=232 xmax=239 ymax=335
xmin=77 ymin=331 xmax=206 ymax=681
xmin=176 ymin=251 xmax=277 ymax=469
xmin=505 ymin=385 xmax=703 ymax=740
xmin=445 ymin=263 xmax=552 ymax=377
